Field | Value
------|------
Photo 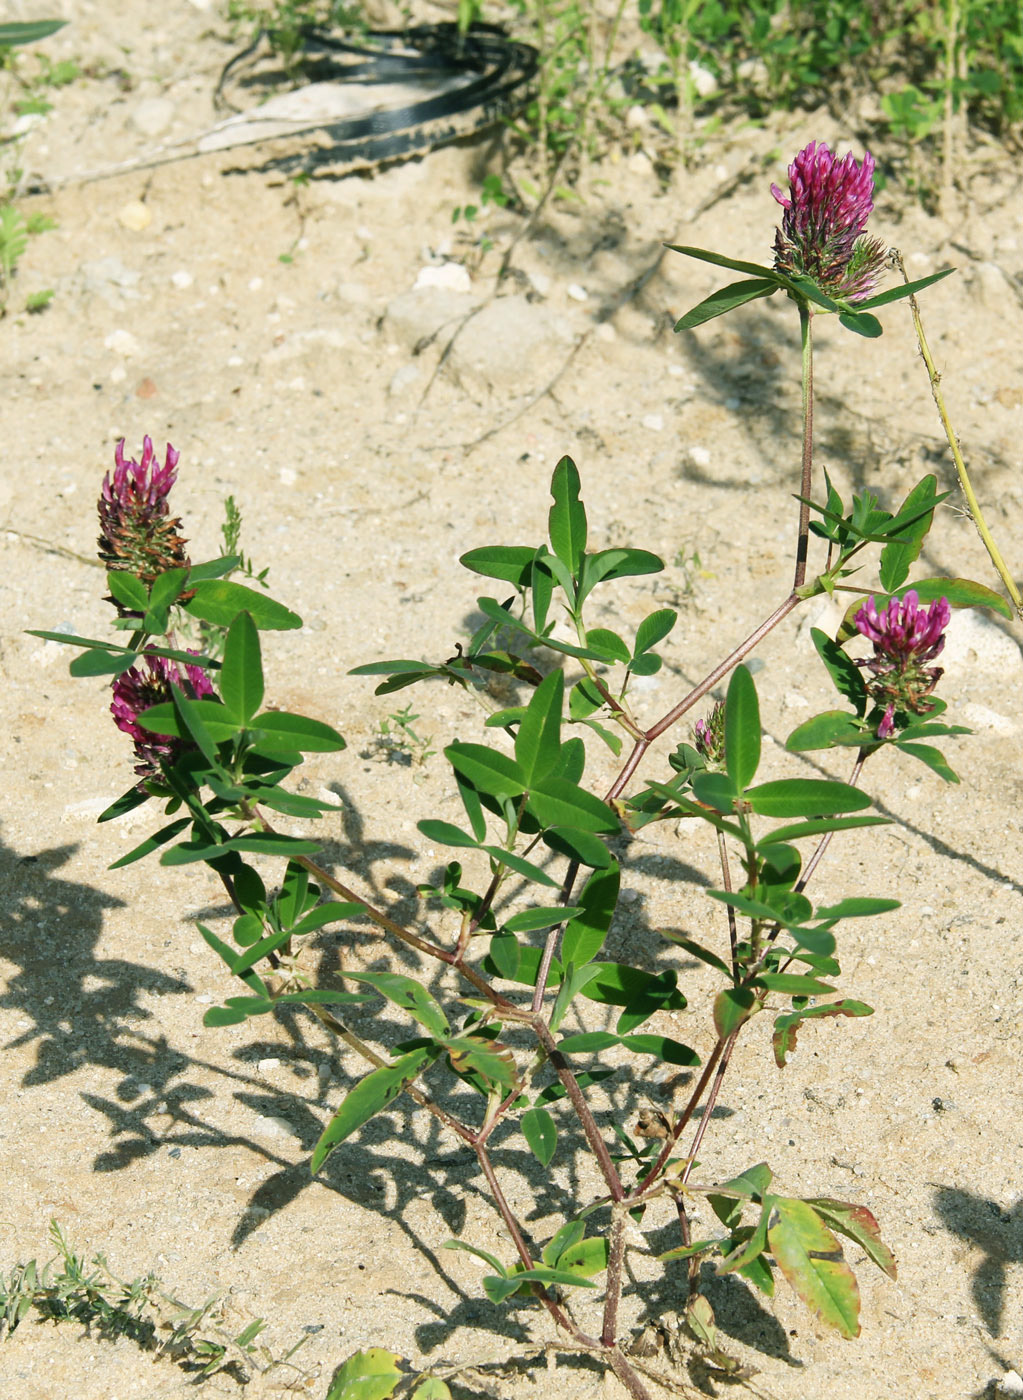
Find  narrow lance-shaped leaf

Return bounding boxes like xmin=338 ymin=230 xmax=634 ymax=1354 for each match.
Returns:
xmin=725 ymin=663 xmax=760 ymax=790
xmin=548 ymin=457 xmax=587 ymax=578
xmin=674 ymin=277 xmax=779 ymax=331
xmin=311 ymin=1047 xmax=436 ymax=1173
xmin=879 ymin=474 xmax=939 ymax=592
xmin=219 ymin=611 xmax=264 ymax=723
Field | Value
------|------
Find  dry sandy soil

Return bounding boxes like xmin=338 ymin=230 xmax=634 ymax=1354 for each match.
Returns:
xmin=2 ymin=4 xmax=1023 ymax=1399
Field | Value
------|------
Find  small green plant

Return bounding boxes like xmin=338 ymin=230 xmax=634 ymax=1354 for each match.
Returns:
xmin=0 ymin=1221 xmax=310 ymax=1382
xmin=375 ymin=703 xmax=436 ymax=766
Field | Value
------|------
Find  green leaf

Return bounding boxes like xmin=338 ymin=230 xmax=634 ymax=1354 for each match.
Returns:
xmin=184 ymin=580 xmax=301 ymax=630
xmin=312 ymin=1048 xmax=436 ymax=1172
xmin=552 ymin=1234 xmax=609 ymax=1277
xmin=548 ymin=456 xmax=587 ymax=576
xmin=411 ymin=1379 xmax=452 ymax=1400
xmin=713 ymin=986 xmax=759 ymax=1037
xmin=773 ymin=999 xmax=873 ymax=1066
xmin=187 ymin=555 xmax=240 ymax=582
xmin=758 ymin=815 xmax=888 ymax=846
xmin=515 ymin=670 xmax=564 ymax=783
xmin=137 ymin=698 xmax=239 ymax=744
xmin=0 ymin=20 xmax=66 ymax=44
xmin=674 ymin=276 xmax=779 ymax=330
xmin=724 ymin=664 xmax=760 ymax=790
xmin=838 ymin=310 xmax=883 ymax=338
xmin=815 ymin=897 xmax=899 ymax=920
xmin=709 ymin=1163 xmax=774 ymax=1229
xmin=109 ymin=819 xmax=190 ymax=869
xmin=665 ymin=243 xmax=779 ymax=281
xmin=879 ymin=475 xmax=938 ymax=592
xmin=196 ymin=923 xmax=267 ymax=996
xmin=855 ymin=267 xmax=954 ymax=309
xmin=746 ymin=778 xmax=871 ymax=817
xmin=619 ymin=1034 xmax=700 ymax=1065
xmin=535 ymin=1067 xmax=615 ymax=1104
xmin=343 ymin=972 xmax=450 ymax=1037
xmin=324 ymin=1347 xmax=403 ymax=1400
xmin=521 ymin=1107 xmax=557 ymax=1166
xmin=69 ymin=649 xmax=137 ymax=678
xmin=444 ymin=1035 xmax=518 ymax=1089
xmin=219 ymin=612 xmax=263 ymax=722
xmin=812 ymin=630 xmax=868 ymax=716
xmin=446 ymin=742 xmax=526 ymax=799
xmin=417 ymin=819 xmax=480 ymax=849
xmin=691 ymin=770 xmax=739 ymax=813
xmin=148 ymin=567 xmax=189 ymax=615
xmin=577 ymin=548 xmax=663 ymax=605
xmin=804 ymin=1198 xmax=897 ymax=1279
xmin=634 ymin=608 xmax=677 ymax=658
xmin=99 ymin=784 xmax=152 ymax=823
xmin=531 ymin=549 xmax=554 ymax=633
xmin=753 ymin=973 xmax=836 ymax=996
xmin=441 ymin=1239 xmax=508 ymax=1275
xmin=543 ymin=825 xmax=613 ymax=868
xmin=766 ymin=1197 xmax=861 ymax=1338
xmin=562 ymin=863 xmax=619 ymax=966
xmin=527 ymin=778 xmax=619 ymax=835
xmin=459 ymin=545 xmax=536 ymax=586
xmin=106 ymin=571 xmax=149 ymax=612
xmin=503 ymin=905 xmax=581 ymax=933
xmin=660 ymin=932 xmax=732 ymax=977
xmin=786 ymin=711 xmax=867 ymax=752
xmin=895 ymin=740 xmax=960 ymax=783
xmin=250 ymin=711 xmax=346 ymax=752
xmin=586 ymin=627 xmax=631 ymax=664
xmin=557 ymin=1031 xmax=620 ymax=1053
xmin=483 ymin=844 xmax=559 ymax=887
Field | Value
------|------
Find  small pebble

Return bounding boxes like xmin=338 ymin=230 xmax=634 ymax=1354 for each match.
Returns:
xmin=688 ymin=445 xmax=711 ymax=468
xmin=642 ymin=413 xmax=664 ymax=432
xmin=566 ymin=283 xmax=588 ymax=302
xmin=117 ymin=199 xmax=151 ymax=232
xmin=104 ymin=329 xmax=139 ymax=357
xmin=997 ymin=1372 xmax=1023 ymax=1397
xmin=170 ymin=270 xmax=194 ymax=289
xmin=414 ymin=262 xmax=471 ymax=294
xmin=131 ymin=96 xmax=175 ymax=138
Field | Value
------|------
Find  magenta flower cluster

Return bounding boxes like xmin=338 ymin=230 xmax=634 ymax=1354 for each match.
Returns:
xmin=772 ymin=141 xmax=887 ymax=303
xmin=98 ymin=436 xmax=189 ymax=588
xmin=111 ymin=653 xmax=214 ymax=784
xmin=854 ymin=590 xmax=951 ymax=738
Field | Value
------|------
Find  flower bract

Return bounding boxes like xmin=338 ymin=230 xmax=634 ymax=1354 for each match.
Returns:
xmin=111 ymin=653 xmax=214 ymax=785
xmin=98 ymin=436 xmax=190 ymax=590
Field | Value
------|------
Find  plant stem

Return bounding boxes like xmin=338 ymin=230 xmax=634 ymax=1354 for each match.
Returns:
xmin=893 ymin=249 xmax=1023 ymax=619
xmin=532 ymin=1019 xmax=624 ymax=1200
xmin=601 ymin=1205 xmax=626 ymax=1346
xmin=645 ymin=592 xmax=801 ymax=743
xmin=793 ymin=302 xmax=815 ymax=589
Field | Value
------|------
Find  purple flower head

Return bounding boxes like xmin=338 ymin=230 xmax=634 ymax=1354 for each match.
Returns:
xmin=98 ymin=436 xmax=190 ymax=593
xmin=111 ymin=652 xmax=215 ymax=785
xmin=854 ymin=591 xmax=951 ymax=736
xmin=772 ymin=142 xmax=886 ymax=303
xmin=693 ymin=700 xmax=726 ymax=766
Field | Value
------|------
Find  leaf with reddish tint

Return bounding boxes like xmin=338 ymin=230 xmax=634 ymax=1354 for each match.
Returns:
xmin=804 ymin=1198 xmax=898 ymax=1279
xmin=773 ymin=1000 xmax=873 ymax=1066
xmin=767 ymin=1197 xmax=861 ymax=1338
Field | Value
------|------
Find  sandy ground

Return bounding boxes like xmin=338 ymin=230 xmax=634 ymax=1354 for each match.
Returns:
xmin=2 ymin=5 xmax=1023 ymax=1399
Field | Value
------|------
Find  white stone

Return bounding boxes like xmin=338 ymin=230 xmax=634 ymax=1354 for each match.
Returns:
xmin=131 ymin=97 xmax=175 ymax=138
xmin=688 ymin=445 xmax=711 ymax=468
xmin=414 ymin=261 xmax=471 ymax=294
xmin=960 ymin=701 xmax=1014 ymax=733
xmin=61 ymin=797 xmax=112 ymax=821
xmin=104 ymin=329 xmax=139 ymax=357
xmin=170 ymin=270 xmax=194 ymax=289
xmin=257 ymin=1058 xmax=282 ymax=1076
xmin=117 ymin=199 xmax=151 ymax=232
xmin=642 ymin=413 xmax=664 ymax=432
xmin=252 ymin=1114 xmax=293 ymax=1139
xmin=566 ymin=283 xmax=588 ymax=302
xmin=996 ymin=1372 xmax=1023 ymax=1397
xmin=279 ymin=467 xmax=297 ymax=485
xmin=688 ymin=61 xmax=718 ymax=97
